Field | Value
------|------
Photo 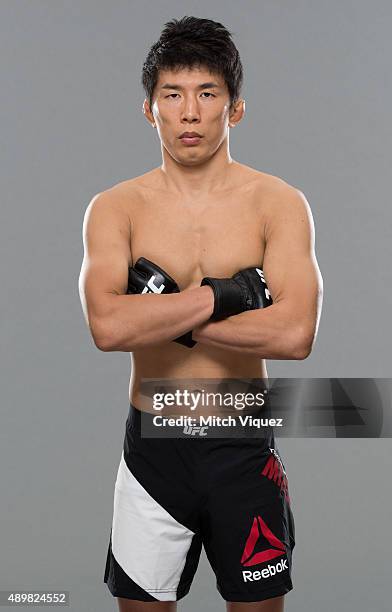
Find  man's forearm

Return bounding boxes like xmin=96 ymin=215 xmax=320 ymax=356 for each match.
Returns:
xmin=96 ymin=285 xmax=214 ymax=351
xmin=192 ymin=303 xmax=312 ymax=360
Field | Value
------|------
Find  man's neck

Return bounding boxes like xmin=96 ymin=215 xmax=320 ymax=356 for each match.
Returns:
xmin=159 ymin=144 xmax=236 ymax=197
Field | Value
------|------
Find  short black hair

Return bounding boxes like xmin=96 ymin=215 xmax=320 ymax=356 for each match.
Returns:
xmin=141 ymin=16 xmax=243 ymax=111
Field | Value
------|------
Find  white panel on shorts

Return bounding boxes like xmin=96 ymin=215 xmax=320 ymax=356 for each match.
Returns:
xmin=111 ymin=451 xmax=196 ymax=601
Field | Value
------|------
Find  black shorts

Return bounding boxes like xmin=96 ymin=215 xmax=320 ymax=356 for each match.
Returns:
xmin=104 ymin=403 xmax=295 ymax=603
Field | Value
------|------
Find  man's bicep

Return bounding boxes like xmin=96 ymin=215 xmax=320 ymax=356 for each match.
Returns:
xmin=78 ymin=191 xmax=132 ymax=340
xmin=262 ymin=188 xmax=323 ymax=339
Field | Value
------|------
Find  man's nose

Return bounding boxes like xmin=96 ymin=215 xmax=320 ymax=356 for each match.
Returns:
xmin=181 ymin=96 xmax=200 ymax=122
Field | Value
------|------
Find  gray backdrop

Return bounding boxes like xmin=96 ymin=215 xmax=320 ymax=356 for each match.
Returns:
xmin=1 ymin=1 xmax=391 ymax=611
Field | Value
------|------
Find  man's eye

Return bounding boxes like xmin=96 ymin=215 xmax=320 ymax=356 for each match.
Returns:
xmin=165 ymin=92 xmax=215 ymax=99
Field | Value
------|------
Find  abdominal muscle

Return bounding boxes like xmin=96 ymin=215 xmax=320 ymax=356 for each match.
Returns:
xmin=129 ymin=345 xmax=268 ymax=412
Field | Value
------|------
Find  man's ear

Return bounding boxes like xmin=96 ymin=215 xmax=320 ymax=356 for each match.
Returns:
xmin=142 ymin=99 xmax=156 ymax=127
xmin=229 ymin=98 xmax=245 ymax=128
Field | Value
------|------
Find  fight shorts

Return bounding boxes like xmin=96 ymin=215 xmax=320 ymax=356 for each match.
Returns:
xmin=104 ymin=403 xmax=295 ymax=602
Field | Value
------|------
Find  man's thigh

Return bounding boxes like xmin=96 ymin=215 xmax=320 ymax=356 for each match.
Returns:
xmin=227 ymin=594 xmax=285 ymax=611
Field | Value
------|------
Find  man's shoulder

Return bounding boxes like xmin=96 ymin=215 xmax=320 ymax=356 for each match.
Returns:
xmin=250 ymin=167 xmax=301 ymax=198
xmin=88 ymin=169 xmax=158 ymax=216
xmin=103 ymin=169 xmax=157 ymax=198
xmin=235 ymin=163 xmax=299 ymax=194
xmin=250 ymin=170 xmax=311 ymax=232
xmin=237 ymin=164 xmax=306 ymax=217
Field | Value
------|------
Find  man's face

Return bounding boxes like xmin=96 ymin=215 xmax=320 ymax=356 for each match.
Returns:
xmin=144 ymin=66 xmax=242 ymax=165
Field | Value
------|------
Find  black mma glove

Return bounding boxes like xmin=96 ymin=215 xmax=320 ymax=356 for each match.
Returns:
xmin=127 ymin=257 xmax=196 ymax=348
xmin=201 ymin=267 xmax=272 ymax=321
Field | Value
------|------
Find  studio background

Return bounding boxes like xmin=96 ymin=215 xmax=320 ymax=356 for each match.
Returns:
xmin=1 ymin=1 xmax=390 ymax=611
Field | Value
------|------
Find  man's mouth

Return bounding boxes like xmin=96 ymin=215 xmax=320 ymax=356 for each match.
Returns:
xmin=179 ymin=132 xmax=203 ymax=145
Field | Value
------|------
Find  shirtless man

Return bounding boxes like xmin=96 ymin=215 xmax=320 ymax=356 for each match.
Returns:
xmin=79 ymin=16 xmax=322 ymax=612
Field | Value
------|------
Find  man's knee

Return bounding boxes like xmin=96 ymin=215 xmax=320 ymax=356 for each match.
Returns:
xmin=117 ymin=596 xmax=177 ymax=612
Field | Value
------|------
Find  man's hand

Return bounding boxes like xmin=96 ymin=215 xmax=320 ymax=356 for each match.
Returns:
xmin=201 ymin=267 xmax=272 ymax=321
xmin=127 ymin=258 xmax=197 ymax=348
xmin=127 ymin=259 xmax=273 ymax=347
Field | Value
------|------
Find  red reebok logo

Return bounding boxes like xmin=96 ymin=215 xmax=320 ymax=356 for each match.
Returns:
xmin=241 ymin=516 xmax=286 ymax=567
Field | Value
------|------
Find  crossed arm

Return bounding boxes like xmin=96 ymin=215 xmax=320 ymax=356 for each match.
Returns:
xmin=192 ymin=189 xmax=323 ymax=359
xmin=78 ymin=187 xmax=323 ymax=359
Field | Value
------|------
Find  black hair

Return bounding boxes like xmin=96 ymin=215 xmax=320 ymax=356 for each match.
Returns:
xmin=141 ymin=16 xmax=243 ymax=111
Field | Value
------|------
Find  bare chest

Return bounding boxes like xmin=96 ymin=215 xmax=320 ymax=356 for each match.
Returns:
xmin=128 ymin=188 xmax=267 ymax=289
